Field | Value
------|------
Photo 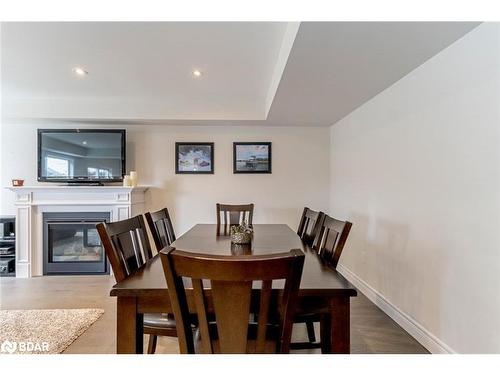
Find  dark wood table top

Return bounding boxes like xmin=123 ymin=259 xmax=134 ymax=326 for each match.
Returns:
xmin=110 ymin=224 xmax=357 ymax=298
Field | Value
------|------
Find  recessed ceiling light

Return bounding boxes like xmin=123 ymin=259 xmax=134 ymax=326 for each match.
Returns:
xmin=73 ymin=67 xmax=88 ymax=76
xmin=192 ymin=70 xmax=202 ymax=77
xmin=82 ymin=141 xmax=87 ymax=145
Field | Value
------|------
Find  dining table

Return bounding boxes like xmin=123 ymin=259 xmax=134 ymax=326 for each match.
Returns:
xmin=110 ymin=224 xmax=357 ymax=354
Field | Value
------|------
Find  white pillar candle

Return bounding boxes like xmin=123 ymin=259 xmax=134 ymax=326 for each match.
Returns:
xmin=129 ymin=171 xmax=138 ymax=187
xmin=123 ymin=175 xmax=131 ymax=187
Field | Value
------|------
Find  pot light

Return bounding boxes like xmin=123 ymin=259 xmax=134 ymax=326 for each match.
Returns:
xmin=82 ymin=141 xmax=87 ymax=145
xmin=73 ymin=67 xmax=88 ymax=76
xmin=192 ymin=70 xmax=202 ymax=77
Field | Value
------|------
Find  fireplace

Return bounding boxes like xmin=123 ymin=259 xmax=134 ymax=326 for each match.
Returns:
xmin=43 ymin=212 xmax=110 ymax=275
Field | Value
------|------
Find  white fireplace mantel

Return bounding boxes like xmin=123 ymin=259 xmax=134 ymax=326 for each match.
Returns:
xmin=6 ymin=185 xmax=148 ymax=278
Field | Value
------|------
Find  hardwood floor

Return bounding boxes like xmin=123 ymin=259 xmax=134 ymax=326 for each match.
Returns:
xmin=0 ymin=275 xmax=428 ymax=354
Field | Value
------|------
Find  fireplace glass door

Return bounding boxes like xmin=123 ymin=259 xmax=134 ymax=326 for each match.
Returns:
xmin=43 ymin=212 xmax=110 ymax=275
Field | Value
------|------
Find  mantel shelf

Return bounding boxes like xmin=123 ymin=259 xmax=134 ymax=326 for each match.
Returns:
xmin=5 ymin=185 xmax=149 ymax=193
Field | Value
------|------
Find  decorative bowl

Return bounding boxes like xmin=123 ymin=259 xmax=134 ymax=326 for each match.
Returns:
xmin=230 ymin=231 xmax=252 ymax=244
xmin=12 ymin=179 xmax=24 ymax=187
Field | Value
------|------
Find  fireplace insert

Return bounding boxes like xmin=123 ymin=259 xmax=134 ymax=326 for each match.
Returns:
xmin=43 ymin=212 xmax=110 ymax=275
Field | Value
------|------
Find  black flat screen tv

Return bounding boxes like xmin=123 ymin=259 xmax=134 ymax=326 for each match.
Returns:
xmin=37 ymin=129 xmax=126 ymax=183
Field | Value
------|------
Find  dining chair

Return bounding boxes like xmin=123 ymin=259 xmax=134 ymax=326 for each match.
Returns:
xmin=291 ymin=213 xmax=353 ymax=351
xmin=297 ymin=207 xmax=324 ymax=246
xmin=160 ymin=248 xmax=305 ymax=354
xmin=216 ymin=203 xmax=254 ymax=236
xmin=314 ymin=214 xmax=353 ymax=269
xmin=295 ymin=207 xmax=324 ymax=344
xmin=145 ymin=207 xmax=176 ymax=251
xmin=96 ymin=215 xmax=177 ymax=354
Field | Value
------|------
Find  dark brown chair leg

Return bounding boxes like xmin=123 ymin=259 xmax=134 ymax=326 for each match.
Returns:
xmin=306 ymin=321 xmax=316 ymax=343
xmin=147 ymin=334 xmax=158 ymax=354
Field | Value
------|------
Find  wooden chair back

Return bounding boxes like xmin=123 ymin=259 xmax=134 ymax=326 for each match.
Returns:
xmin=313 ymin=214 xmax=352 ymax=268
xmin=145 ymin=207 xmax=176 ymax=252
xmin=96 ymin=215 xmax=153 ymax=282
xmin=160 ymin=248 xmax=305 ymax=354
xmin=297 ymin=207 xmax=324 ymax=246
xmin=216 ymin=203 xmax=254 ymax=236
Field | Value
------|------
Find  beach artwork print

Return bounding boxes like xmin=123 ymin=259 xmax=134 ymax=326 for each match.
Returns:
xmin=176 ymin=143 xmax=214 ymax=174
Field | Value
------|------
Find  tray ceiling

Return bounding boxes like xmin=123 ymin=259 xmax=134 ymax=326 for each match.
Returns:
xmin=1 ymin=22 xmax=480 ymax=125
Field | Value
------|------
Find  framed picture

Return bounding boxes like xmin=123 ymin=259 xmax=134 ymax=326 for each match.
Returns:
xmin=233 ymin=142 xmax=272 ymax=174
xmin=175 ymin=142 xmax=214 ymax=174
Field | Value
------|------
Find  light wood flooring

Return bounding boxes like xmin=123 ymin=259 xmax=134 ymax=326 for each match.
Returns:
xmin=0 ymin=275 xmax=428 ymax=354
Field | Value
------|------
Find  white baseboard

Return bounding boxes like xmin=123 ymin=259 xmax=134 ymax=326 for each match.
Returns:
xmin=336 ymin=264 xmax=455 ymax=354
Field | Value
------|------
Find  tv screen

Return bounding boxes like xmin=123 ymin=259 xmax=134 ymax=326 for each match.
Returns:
xmin=38 ymin=129 xmax=126 ymax=182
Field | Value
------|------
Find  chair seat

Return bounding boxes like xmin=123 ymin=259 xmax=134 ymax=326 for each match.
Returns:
xmin=143 ymin=313 xmax=177 ymax=330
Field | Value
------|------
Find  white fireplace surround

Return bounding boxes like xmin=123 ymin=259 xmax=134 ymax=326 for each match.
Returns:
xmin=6 ymin=185 xmax=148 ymax=278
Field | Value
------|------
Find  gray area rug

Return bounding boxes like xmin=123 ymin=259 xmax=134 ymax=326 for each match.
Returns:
xmin=0 ymin=308 xmax=104 ymax=354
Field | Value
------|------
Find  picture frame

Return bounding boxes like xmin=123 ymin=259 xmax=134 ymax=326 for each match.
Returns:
xmin=233 ymin=142 xmax=272 ymax=174
xmin=175 ymin=142 xmax=214 ymax=174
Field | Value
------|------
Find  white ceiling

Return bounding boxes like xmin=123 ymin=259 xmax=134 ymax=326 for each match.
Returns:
xmin=1 ymin=22 xmax=480 ymax=126
xmin=266 ymin=22 xmax=481 ymax=126
xmin=1 ymin=22 xmax=294 ymax=120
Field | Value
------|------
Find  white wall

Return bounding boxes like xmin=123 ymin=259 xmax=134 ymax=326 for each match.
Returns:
xmin=0 ymin=121 xmax=3 ymax=213
xmin=1 ymin=124 xmax=330 ymax=235
xmin=329 ymin=23 xmax=500 ymax=353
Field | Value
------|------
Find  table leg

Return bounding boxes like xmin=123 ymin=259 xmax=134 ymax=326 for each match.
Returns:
xmin=117 ymin=296 xmax=144 ymax=354
xmin=328 ymin=296 xmax=350 ymax=354
xmin=320 ymin=313 xmax=332 ymax=353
